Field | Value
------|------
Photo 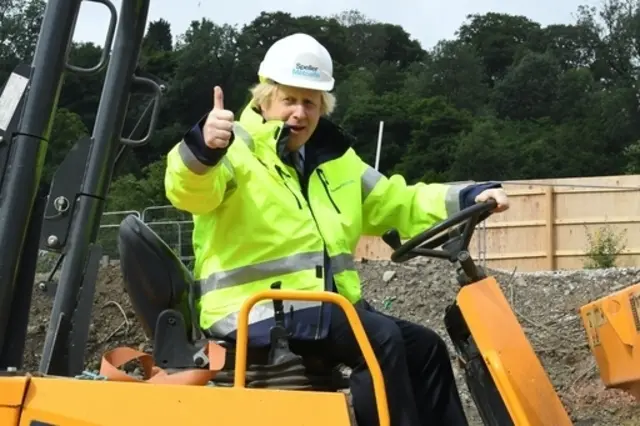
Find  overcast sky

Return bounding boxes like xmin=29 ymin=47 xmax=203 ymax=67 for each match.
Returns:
xmin=67 ymin=0 xmax=601 ymax=51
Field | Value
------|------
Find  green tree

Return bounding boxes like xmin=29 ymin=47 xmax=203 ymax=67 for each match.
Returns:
xmin=2 ymin=3 xmax=637 ymax=213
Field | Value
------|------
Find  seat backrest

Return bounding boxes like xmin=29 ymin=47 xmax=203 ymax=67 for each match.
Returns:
xmin=118 ymin=214 xmax=195 ymax=339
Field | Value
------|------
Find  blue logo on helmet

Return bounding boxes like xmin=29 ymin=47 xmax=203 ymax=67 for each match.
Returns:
xmin=292 ymin=63 xmax=321 ymax=79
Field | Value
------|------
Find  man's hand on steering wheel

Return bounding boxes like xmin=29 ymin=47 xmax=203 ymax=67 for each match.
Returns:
xmin=474 ymin=188 xmax=509 ymax=213
xmin=383 ymin=186 xmax=510 ymax=264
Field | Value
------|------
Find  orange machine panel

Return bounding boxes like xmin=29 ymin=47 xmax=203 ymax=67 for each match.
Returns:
xmin=0 ymin=375 xmax=30 ymax=426
xmin=579 ymin=281 xmax=640 ymax=400
xmin=457 ymin=276 xmax=573 ymax=426
xmin=15 ymin=375 xmax=353 ymax=425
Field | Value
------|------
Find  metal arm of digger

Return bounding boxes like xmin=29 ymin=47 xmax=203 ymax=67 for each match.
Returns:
xmin=0 ymin=0 xmax=158 ymax=377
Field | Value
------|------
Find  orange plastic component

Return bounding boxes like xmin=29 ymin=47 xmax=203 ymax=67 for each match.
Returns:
xmin=13 ymin=376 xmax=352 ymax=425
xmin=0 ymin=375 xmax=29 ymax=425
xmin=0 ymin=289 xmax=386 ymax=425
xmin=236 ymin=289 xmax=389 ymax=426
xmin=457 ymin=276 xmax=573 ymax=426
xmin=579 ymin=281 xmax=640 ymax=400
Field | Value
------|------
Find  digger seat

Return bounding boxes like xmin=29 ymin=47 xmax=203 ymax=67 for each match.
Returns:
xmin=117 ymin=214 xmax=349 ymax=391
xmin=117 ymin=214 xmax=276 ymax=368
xmin=117 ymin=213 xmax=195 ymax=340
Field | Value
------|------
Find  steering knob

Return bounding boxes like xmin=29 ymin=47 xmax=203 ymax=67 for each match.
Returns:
xmin=382 ymin=229 xmax=402 ymax=249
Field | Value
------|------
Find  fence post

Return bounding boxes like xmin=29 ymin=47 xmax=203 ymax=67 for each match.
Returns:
xmin=545 ymin=186 xmax=556 ymax=270
xmin=177 ymin=222 xmax=182 ymax=259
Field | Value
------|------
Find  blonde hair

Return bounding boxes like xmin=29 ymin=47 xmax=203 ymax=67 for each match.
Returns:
xmin=249 ymin=80 xmax=336 ymax=116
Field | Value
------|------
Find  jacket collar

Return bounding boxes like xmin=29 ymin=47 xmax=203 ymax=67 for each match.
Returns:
xmin=237 ymin=102 xmax=354 ymax=164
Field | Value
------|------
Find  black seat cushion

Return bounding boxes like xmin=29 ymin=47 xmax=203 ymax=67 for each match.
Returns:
xmin=118 ymin=214 xmax=194 ymax=338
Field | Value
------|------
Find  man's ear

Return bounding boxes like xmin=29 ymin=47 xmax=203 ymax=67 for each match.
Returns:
xmin=258 ymin=98 xmax=273 ymax=117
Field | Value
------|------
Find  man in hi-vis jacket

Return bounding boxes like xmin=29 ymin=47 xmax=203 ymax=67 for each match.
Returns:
xmin=165 ymin=32 xmax=509 ymax=426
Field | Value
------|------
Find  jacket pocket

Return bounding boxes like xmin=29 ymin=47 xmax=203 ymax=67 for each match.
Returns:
xmin=275 ymin=164 xmax=302 ymax=209
xmin=316 ymin=168 xmax=341 ymax=214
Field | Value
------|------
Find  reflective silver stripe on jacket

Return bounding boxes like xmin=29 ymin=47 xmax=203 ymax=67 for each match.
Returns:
xmin=202 ymin=252 xmax=357 ymax=338
xmin=193 ymin=251 xmax=357 ymax=297
xmin=177 ymin=140 xmax=235 ymax=177
xmin=177 ymin=121 xmax=255 ymax=176
xmin=177 ymin=141 xmax=210 ymax=175
xmin=207 ymin=300 xmax=322 ymax=337
xmin=330 ymin=252 xmax=356 ymax=274
xmin=361 ymin=166 xmax=382 ymax=201
xmin=194 ymin=251 xmax=323 ymax=297
xmin=445 ymin=184 xmax=466 ymax=216
xmin=361 ymin=165 xmax=468 ymax=217
xmin=233 ymin=122 xmax=255 ymax=150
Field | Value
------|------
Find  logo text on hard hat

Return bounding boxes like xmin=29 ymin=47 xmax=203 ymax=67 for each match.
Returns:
xmin=292 ymin=63 xmax=321 ymax=79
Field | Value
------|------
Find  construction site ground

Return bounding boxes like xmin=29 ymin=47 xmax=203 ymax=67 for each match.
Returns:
xmin=25 ymin=257 xmax=640 ymax=426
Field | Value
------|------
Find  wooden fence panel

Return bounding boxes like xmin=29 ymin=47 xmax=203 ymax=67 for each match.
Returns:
xmin=354 ymin=174 xmax=640 ymax=272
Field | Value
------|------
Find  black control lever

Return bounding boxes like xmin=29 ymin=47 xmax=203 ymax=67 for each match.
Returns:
xmin=267 ymin=281 xmax=297 ymax=365
xmin=382 ymin=229 xmax=402 ymax=249
xmin=271 ymin=281 xmax=286 ymax=328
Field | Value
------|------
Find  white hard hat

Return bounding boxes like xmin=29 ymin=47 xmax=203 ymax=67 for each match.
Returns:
xmin=258 ymin=33 xmax=335 ymax=91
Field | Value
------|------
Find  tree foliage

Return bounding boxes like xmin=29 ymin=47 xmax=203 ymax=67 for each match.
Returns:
xmin=2 ymin=1 xmax=640 ymax=211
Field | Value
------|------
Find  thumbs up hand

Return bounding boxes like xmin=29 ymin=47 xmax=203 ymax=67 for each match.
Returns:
xmin=203 ymin=86 xmax=234 ymax=149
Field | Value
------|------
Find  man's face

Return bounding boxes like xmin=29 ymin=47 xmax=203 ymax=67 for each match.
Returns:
xmin=261 ymin=84 xmax=322 ymax=150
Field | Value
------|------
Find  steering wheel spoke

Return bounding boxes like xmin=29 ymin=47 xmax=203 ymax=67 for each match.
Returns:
xmin=413 ymin=247 xmax=453 ymax=259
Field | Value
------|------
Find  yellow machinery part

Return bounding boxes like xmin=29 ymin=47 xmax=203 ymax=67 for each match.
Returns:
xmin=234 ymin=288 xmax=389 ymax=426
xmin=0 ymin=289 xmax=389 ymax=426
xmin=0 ymin=376 xmax=28 ymax=425
xmin=579 ymin=281 xmax=640 ymax=400
xmin=12 ymin=376 xmax=350 ymax=425
xmin=233 ymin=289 xmax=388 ymax=425
xmin=457 ymin=276 xmax=573 ymax=426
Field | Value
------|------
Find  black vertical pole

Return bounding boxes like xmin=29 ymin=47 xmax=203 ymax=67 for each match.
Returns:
xmin=0 ymin=0 xmax=82 ymax=358
xmin=0 ymin=184 xmax=49 ymax=369
xmin=39 ymin=0 xmax=152 ymax=376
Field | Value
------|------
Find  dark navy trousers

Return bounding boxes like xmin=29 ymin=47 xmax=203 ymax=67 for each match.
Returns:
xmin=291 ymin=300 xmax=469 ymax=426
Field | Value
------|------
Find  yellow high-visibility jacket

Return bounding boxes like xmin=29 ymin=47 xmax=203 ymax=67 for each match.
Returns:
xmin=165 ymin=103 xmax=498 ymax=346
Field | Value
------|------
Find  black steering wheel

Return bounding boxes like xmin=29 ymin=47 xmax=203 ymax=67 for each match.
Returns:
xmin=382 ymin=199 xmax=497 ymax=264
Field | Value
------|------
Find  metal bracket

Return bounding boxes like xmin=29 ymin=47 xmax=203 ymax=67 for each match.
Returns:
xmin=68 ymin=243 xmax=101 ymax=373
xmin=153 ymin=309 xmax=209 ymax=369
xmin=39 ymin=135 xmax=93 ymax=253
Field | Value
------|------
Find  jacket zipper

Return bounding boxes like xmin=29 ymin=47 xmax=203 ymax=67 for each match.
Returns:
xmin=316 ymin=169 xmax=341 ymax=214
xmin=295 ymin=167 xmax=326 ymax=339
xmin=276 ymin=163 xmax=331 ymax=339
xmin=313 ymin=169 xmax=340 ymax=337
xmin=275 ymin=165 xmax=302 ymax=209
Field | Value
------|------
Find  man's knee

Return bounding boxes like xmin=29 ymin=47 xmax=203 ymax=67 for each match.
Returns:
xmin=413 ymin=324 xmax=451 ymax=363
xmin=332 ymin=305 xmax=406 ymax=362
xmin=364 ymin=316 xmax=405 ymax=362
xmin=365 ymin=317 xmax=404 ymax=355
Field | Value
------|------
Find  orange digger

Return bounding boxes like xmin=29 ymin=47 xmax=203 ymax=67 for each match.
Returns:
xmin=0 ymin=0 xmax=637 ymax=425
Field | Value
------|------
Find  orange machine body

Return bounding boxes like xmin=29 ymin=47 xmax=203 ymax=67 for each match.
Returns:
xmin=0 ymin=289 xmax=387 ymax=426
xmin=579 ymin=281 xmax=640 ymax=400
xmin=1 ymin=374 xmax=353 ymax=425
xmin=457 ymin=276 xmax=573 ymax=426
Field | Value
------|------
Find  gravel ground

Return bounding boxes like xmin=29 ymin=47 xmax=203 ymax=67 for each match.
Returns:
xmin=23 ymin=257 xmax=640 ymax=425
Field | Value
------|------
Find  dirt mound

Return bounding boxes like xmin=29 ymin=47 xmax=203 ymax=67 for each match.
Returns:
xmin=24 ymin=258 xmax=640 ymax=426
xmin=25 ymin=264 xmax=148 ymax=373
